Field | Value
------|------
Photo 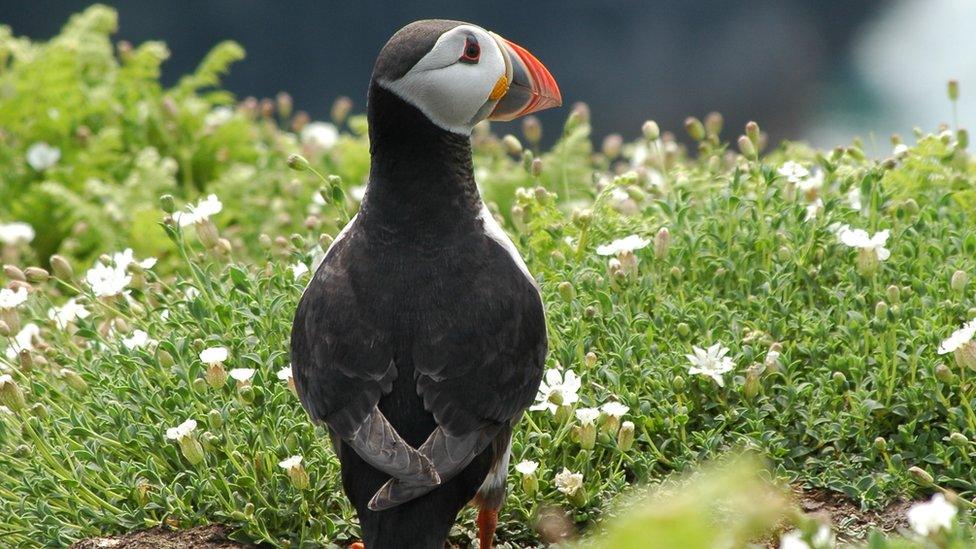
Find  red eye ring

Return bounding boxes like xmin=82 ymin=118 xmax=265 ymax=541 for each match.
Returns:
xmin=459 ymin=38 xmax=480 ymax=64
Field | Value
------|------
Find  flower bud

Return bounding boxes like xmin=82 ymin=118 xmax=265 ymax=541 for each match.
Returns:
xmin=951 ymin=270 xmax=968 ymax=292
xmin=331 ymin=96 xmax=353 ymax=125
xmin=673 ymin=375 xmax=686 ymax=392
xmin=287 ymin=154 xmax=309 ymax=172
xmin=684 ymin=117 xmax=705 ymax=142
xmin=874 ymin=301 xmax=888 ymax=321
xmin=950 ymin=432 xmax=969 ymax=447
xmin=958 ymin=128 xmax=969 ymax=149
xmin=531 ymin=158 xmax=543 ymax=178
xmin=207 ymin=409 xmax=224 ymax=430
xmin=737 ymin=135 xmax=756 ymax=158
xmin=557 ymin=281 xmax=575 ymax=303
xmin=60 ymin=369 xmax=88 ymax=393
xmin=578 ymin=421 xmax=596 ymax=450
xmin=602 ymin=134 xmax=623 ymax=159
xmin=831 ymin=371 xmax=847 ymax=389
xmin=521 ymin=470 xmax=539 ymax=496
xmin=160 ymin=194 xmax=176 ymax=214
xmin=615 ymin=420 xmax=635 ymax=452
xmin=584 ymin=352 xmax=598 ymax=368
xmin=886 ymin=285 xmax=900 ymax=304
xmin=191 ymin=378 xmax=208 ymax=394
xmin=276 ymin=91 xmax=293 ymax=119
xmin=0 ymin=375 xmax=27 ymax=412
xmin=745 ymin=121 xmax=760 ymax=145
xmin=704 ymin=111 xmax=723 ymax=139
xmin=0 ymin=320 xmax=9 ymax=337
xmin=743 ymin=364 xmax=761 ymax=400
xmin=676 ymin=322 xmax=690 ymax=338
xmin=583 ymin=306 xmax=596 ymax=320
xmin=522 ymin=116 xmax=542 ymax=145
xmin=3 ymin=265 xmax=26 ymax=282
xmin=654 ymin=227 xmax=670 ymax=259
xmin=873 ymin=436 xmax=887 ymax=453
xmin=642 ymin=120 xmax=660 ymax=141
xmin=935 ymin=363 xmax=954 ymax=383
xmin=50 ymin=255 xmax=74 ymax=280
xmin=24 ymin=267 xmax=49 ymax=283
xmin=179 ymin=436 xmax=206 ymax=465
xmin=948 ymin=79 xmax=960 ymax=102
xmin=502 ymin=134 xmax=523 ymax=156
xmin=908 ymin=466 xmax=934 ymax=485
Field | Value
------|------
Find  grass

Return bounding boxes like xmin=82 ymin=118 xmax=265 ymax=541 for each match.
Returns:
xmin=2 ymin=5 xmax=976 ymax=548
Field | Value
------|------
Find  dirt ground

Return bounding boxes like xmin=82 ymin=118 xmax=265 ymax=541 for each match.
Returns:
xmin=792 ymin=486 xmax=912 ymax=544
xmin=72 ymin=487 xmax=914 ymax=548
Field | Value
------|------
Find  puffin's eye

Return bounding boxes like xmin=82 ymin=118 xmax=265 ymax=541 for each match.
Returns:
xmin=459 ymin=38 xmax=480 ymax=64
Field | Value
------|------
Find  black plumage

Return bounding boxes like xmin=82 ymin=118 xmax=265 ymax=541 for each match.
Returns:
xmin=291 ymin=20 xmax=548 ymax=548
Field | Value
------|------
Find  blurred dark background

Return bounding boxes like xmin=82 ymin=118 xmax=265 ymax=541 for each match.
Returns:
xmin=2 ymin=0 xmax=974 ymax=150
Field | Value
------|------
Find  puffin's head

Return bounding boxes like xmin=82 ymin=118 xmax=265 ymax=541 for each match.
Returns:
xmin=372 ymin=19 xmax=562 ymax=134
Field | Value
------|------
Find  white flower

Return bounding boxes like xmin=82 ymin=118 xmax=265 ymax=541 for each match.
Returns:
xmin=112 ymin=248 xmax=157 ymax=271
xmin=530 ymin=368 xmax=581 ymax=413
xmin=47 ymin=298 xmax=91 ymax=329
xmin=596 ymin=235 xmax=650 ymax=256
xmin=291 ymin=262 xmax=310 ymax=280
xmin=204 ymin=106 xmax=234 ymax=127
xmin=601 ymin=401 xmax=629 ymax=418
xmin=893 ymin=143 xmax=909 ymax=156
xmin=173 ymin=194 xmax=223 ymax=227
xmin=276 ymin=365 xmax=293 ymax=381
xmin=796 ymin=170 xmax=824 ymax=193
xmin=278 ymin=455 xmax=303 ymax=470
xmin=122 ymin=329 xmax=156 ymax=350
xmin=229 ymin=368 xmax=255 ymax=382
xmin=26 ymin=142 xmax=60 ymax=171
xmin=5 ymin=323 xmax=39 ymax=360
xmin=847 ymin=187 xmax=862 ymax=211
xmin=779 ymin=525 xmax=832 ymax=549
xmin=685 ymin=343 xmax=735 ymax=387
xmin=554 ymin=468 xmax=583 ymax=495
xmin=838 ymin=226 xmax=891 ymax=261
xmin=907 ymin=493 xmax=956 ymax=536
xmin=575 ymin=407 xmax=600 ymax=424
xmin=0 ymin=287 xmax=28 ymax=309
xmin=301 ymin=122 xmax=339 ymax=150
xmin=777 ymin=161 xmax=810 ymax=184
xmin=85 ymin=262 xmax=131 ymax=298
xmin=350 ymin=185 xmax=366 ymax=202
xmin=199 ymin=346 xmax=228 ymax=365
xmin=165 ymin=418 xmax=197 ymax=441
xmin=938 ymin=319 xmax=976 ymax=354
xmin=0 ymin=222 xmax=35 ymax=245
xmin=804 ymin=199 xmax=823 ymax=221
xmin=514 ymin=460 xmax=538 ymax=475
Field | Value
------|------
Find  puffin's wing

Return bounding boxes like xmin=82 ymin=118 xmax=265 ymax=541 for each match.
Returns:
xmin=291 ymin=233 xmax=439 ymax=486
xmin=369 ymin=239 xmax=547 ymax=510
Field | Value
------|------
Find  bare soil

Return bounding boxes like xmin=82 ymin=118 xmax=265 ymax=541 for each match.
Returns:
xmin=72 ymin=524 xmax=254 ymax=549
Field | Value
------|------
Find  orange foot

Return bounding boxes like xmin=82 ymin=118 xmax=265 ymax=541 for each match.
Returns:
xmin=477 ymin=507 xmax=498 ymax=549
xmin=349 ymin=542 xmax=365 ymax=549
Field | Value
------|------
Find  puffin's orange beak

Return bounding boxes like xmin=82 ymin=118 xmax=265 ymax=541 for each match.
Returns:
xmin=487 ymin=33 xmax=562 ymax=121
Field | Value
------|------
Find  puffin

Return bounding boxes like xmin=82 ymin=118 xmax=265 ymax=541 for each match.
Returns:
xmin=290 ymin=19 xmax=561 ymax=549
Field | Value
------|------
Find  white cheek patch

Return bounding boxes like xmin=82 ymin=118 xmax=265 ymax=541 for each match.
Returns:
xmin=379 ymin=25 xmax=506 ymax=134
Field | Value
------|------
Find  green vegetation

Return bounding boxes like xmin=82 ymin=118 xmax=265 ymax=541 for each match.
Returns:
xmin=2 ymin=5 xmax=976 ymax=548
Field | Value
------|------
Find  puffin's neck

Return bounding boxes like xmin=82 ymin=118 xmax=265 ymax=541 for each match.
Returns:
xmin=360 ymin=82 xmax=482 ymax=236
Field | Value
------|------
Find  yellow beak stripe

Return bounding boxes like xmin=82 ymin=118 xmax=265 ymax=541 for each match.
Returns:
xmin=489 ymin=75 xmax=509 ymax=101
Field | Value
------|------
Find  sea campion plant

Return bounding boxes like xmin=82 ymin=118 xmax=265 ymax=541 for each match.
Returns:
xmin=2 ymin=5 xmax=976 ymax=548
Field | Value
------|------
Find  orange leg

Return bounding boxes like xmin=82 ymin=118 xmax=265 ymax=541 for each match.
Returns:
xmin=477 ymin=507 xmax=498 ymax=549
xmin=349 ymin=542 xmax=365 ymax=549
